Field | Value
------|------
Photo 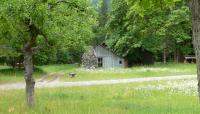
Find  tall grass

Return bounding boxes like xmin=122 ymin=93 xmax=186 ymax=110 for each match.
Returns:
xmin=0 ymin=64 xmax=78 ymax=83
xmin=0 ymin=80 xmax=199 ymax=114
xmin=0 ymin=67 xmax=45 ymax=83
xmin=63 ymin=63 xmax=197 ymax=81
xmin=0 ymin=63 xmax=197 ymax=83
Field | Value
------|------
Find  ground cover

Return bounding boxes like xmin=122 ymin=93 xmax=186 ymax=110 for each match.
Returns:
xmin=0 ymin=63 xmax=196 ymax=83
xmin=0 ymin=79 xmax=199 ymax=114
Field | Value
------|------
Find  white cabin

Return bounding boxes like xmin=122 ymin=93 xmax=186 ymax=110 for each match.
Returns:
xmin=93 ymin=45 xmax=126 ymax=68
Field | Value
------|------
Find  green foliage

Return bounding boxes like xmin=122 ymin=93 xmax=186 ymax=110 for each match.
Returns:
xmin=106 ymin=0 xmax=192 ymax=63
xmin=91 ymin=0 xmax=111 ymax=46
xmin=0 ymin=0 xmax=96 ymax=64
xmin=127 ymin=0 xmax=181 ymax=16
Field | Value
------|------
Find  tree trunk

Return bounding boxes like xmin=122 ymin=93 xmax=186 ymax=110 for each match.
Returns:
xmin=177 ymin=49 xmax=180 ymax=63
xmin=11 ymin=57 xmax=16 ymax=69
xmin=174 ymin=48 xmax=178 ymax=63
xmin=163 ymin=48 xmax=167 ymax=64
xmin=189 ymin=0 xmax=200 ymax=98
xmin=174 ymin=48 xmax=181 ymax=63
xmin=24 ymin=43 xmax=35 ymax=107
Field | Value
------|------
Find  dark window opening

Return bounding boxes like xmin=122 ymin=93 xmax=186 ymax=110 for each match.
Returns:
xmin=98 ymin=58 xmax=103 ymax=67
xmin=119 ymin=60 xmax=122 ymax=64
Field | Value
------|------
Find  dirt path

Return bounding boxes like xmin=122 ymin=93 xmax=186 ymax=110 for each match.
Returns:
xmin=0 ymin=75 xmax=196 ymax=90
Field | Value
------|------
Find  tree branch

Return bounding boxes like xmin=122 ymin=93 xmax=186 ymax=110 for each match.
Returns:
xmin=39 ymin=31 xmax=54 ymax=48
xmin=32 ymin=44 xmax=44 ymax=54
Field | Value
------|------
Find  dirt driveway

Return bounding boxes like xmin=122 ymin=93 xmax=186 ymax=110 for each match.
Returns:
xmin=0 ymin=75 xmax=196 ymax=90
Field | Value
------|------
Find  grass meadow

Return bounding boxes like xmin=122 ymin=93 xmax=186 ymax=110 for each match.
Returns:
xmin=0 ymin=63 xmax=199 ymax=114
xmin=0 ymin=63 xmax=197 ymax=83
xmin=0 ymin=79 xmax=199 ymax=114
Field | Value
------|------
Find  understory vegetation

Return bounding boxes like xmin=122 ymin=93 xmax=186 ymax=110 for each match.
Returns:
xmin=0 ymin=63 xmax=196 ymax=83
xmin=0 ymin=79 xmax=199 ymax=114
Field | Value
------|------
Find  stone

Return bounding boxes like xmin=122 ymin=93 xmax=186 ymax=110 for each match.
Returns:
xmin=82 ymin=48 xmax=97 ymax=69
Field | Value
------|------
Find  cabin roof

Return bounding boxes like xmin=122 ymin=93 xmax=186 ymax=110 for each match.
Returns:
xmin=94 ymin=44 xmax=124 ymax=59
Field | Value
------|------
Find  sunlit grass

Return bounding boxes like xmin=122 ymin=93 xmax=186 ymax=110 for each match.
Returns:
xmin=0 ymin=80 xmax=199 ymax=114
xmin=37 ymin=64 xmax=78 ymax=73
xmin=0 ymin=67 xmax=45 ymax=83
xmin=62 ymin=63 xmax=197 ymax=81
xmin=0 ymin=63 xmax=197 ymax=83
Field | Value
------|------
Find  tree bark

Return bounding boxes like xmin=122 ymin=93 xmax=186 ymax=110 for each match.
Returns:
xmin=174 ymin=48 xmax=181 ymax=63
xmin=174 ymin=48 xmax=178 ymax=63
xmin=177 ymin=49 xmax=180 ymax=63
xmin=163 ymin=48 xmax=167 ymax=64
xmin=24 ymin=42 xmax=35 ymax=107
xmin=189 ymin=0 xmax=200 ymax=98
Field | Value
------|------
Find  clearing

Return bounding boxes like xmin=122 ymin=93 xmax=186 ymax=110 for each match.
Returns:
xmin=0 ymin=78 xmax=199 ymax=114
xmin=0 ymin=63 xmax=199 ymax=114
xmin=0 ymin=63 xmax=197 ymax=83
xmin=0 ymin=75 xmax=196 ymax=90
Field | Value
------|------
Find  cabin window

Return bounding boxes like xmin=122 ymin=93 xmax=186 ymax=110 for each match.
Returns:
xmin=98 ymin=58 xmax=103 ymax=67
xmin=119 ymin=60 xmax=122 ymax=64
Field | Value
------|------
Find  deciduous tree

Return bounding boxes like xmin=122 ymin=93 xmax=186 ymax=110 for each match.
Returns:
xmin=0 ymin=0 xmax=95 ymax=107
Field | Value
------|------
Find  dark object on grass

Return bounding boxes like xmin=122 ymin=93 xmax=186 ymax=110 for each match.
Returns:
xmin=68 ymin=73 xmax=77 ymax=78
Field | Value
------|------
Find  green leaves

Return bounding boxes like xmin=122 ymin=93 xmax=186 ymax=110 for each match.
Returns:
xmin=0 ymin=0 xmax=96 ymax=63
xmin=127 ymin=0 xmax=181 ymax=17
xmin=106 ymin=0 xmax=192 ymax=60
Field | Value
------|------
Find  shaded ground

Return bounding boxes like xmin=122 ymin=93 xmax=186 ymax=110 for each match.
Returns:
xmin=0 ymin=75 xmax=196 ymax=90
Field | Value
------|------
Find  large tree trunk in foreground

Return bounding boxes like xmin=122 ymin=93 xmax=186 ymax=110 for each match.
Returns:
xmin=189 ymin=0 xmax=200 ymax=98
xmin=24 ymin=42 xmax=35 ymax=107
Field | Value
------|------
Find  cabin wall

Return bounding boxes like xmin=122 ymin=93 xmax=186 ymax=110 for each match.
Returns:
xmin=94 ymin=46 xmax=125 ymax=68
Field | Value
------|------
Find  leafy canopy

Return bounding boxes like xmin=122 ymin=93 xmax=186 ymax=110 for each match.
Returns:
xmin=0 ymin=0 xmax=96 ymax=59
xmin=106 ymin=0 xmax=192 ymax=63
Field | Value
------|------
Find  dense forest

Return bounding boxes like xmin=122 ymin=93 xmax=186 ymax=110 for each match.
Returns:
xmin=0 ymin=0 xmax=193 ymax=67
xmin=92 ymin=0 xmax=193 ymax=66
xmin=110 ymin=0 xmax=192 ymax=64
